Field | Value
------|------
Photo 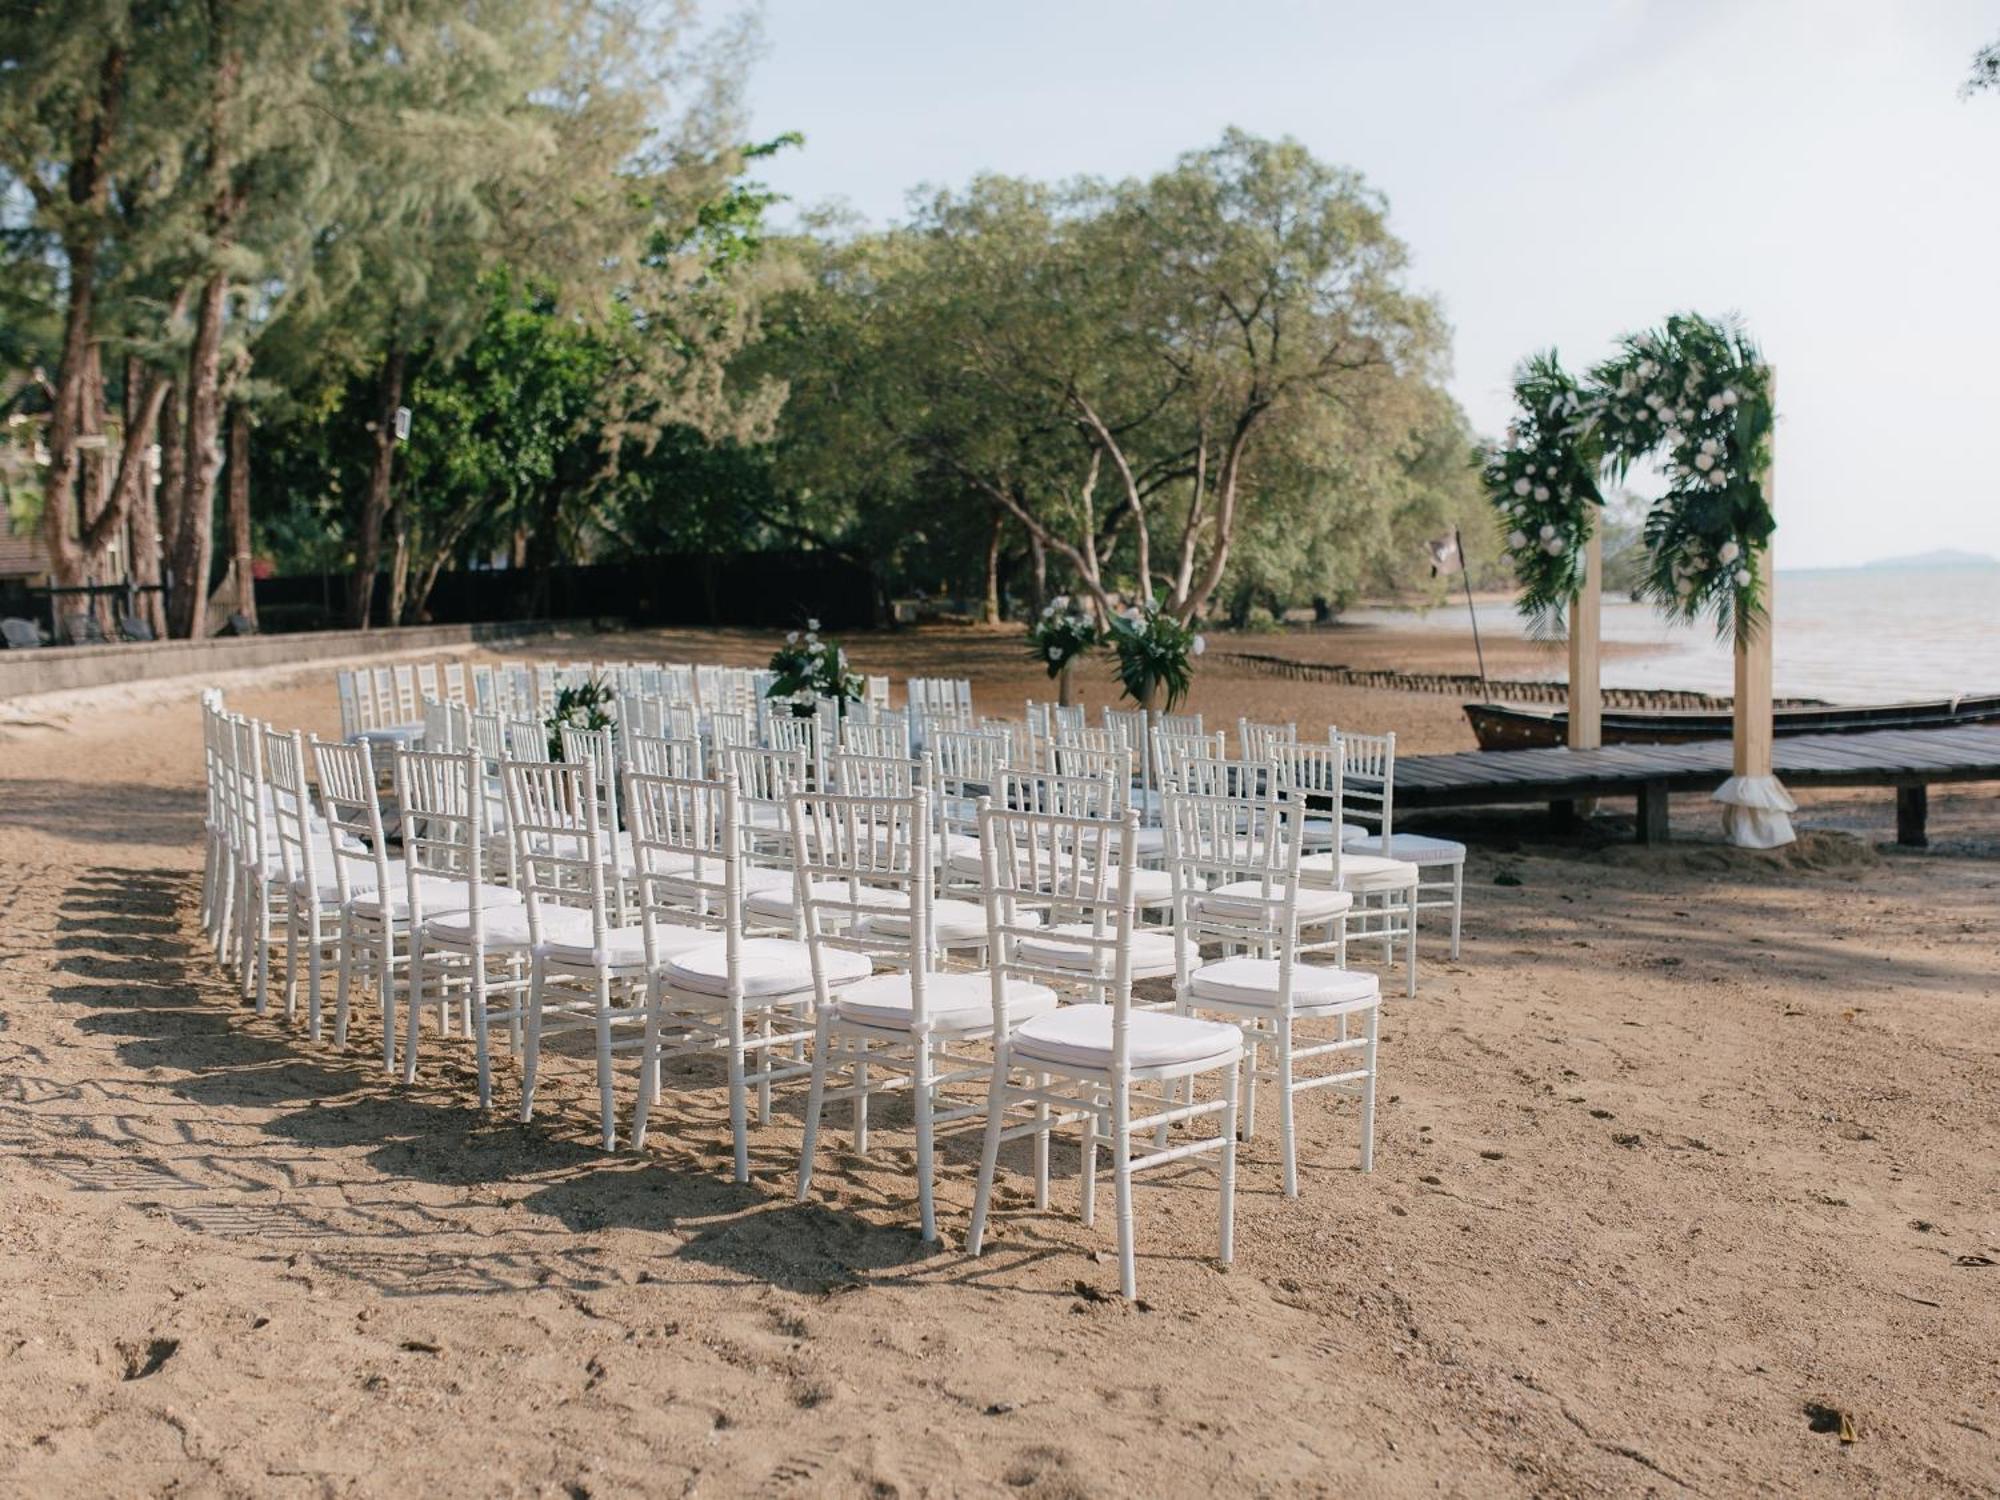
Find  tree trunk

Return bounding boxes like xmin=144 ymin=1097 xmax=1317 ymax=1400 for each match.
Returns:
xmin=387 ymin=496 xmax=411 ymax=626
xmin=982 ymin=507 xmax=1004 ymax=624
xmin=1027 ymin=529 xmax=1047 ymax=616
xmin=40 ymin=245 xmax=96 ymax=595
xmin=347 ymin=343 xmax=404 ymax=628
xmin=124 ymin=361 xmax=166 ymax=637
xmin=167 ymin=271 xmax=229 ymax=639
xmin=218 ymin=400 xmax=256 ymax=628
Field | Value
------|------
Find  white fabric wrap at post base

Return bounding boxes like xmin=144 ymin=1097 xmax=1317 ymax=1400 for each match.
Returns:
xmin=1713 ymin=774 xmax=1797 ymax=849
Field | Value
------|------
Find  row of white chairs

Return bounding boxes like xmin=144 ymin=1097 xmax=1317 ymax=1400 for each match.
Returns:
xmin=199 ymin=685 xmax=1399 ymax=1297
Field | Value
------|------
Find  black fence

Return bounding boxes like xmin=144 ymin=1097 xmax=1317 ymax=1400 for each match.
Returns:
xmin=253 ymin=553 xmax=879 ymax=635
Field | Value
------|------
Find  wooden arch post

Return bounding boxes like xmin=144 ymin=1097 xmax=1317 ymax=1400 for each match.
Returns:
xmin=1715 ymin=367 xmax=1795 ymax=847
xmin=1560 ymin=527 xmax=1603 ymax=824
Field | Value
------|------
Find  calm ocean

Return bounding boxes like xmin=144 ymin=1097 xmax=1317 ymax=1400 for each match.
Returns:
xmin=1346 ymin=565 xmax=2000 ymax=706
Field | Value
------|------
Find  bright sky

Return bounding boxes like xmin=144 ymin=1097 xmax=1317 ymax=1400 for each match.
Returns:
xmin=730 ymin=0 xmax=2000 ymax=571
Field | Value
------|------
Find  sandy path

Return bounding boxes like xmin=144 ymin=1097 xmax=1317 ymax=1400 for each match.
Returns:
xmin=1 ymin=627 xmax=1996 ymax=1496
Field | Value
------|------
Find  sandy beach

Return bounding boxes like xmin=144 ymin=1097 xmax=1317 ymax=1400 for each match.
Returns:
xmin=2 ymin=623 xmax=1996 ymax=1496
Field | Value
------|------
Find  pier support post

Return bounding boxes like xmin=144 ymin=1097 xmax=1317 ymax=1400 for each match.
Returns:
xmin=1896 ymin=784 xmax=1929 ymax=848
xmin=1566 ymin=528 xmax=1603 ymax=820
xmin=1713 ymin=368 xmax=1796 ymax=848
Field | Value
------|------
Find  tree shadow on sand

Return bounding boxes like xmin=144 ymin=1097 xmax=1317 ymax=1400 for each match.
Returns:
xmin=27 ymin=865 xmax=936 ymax=1299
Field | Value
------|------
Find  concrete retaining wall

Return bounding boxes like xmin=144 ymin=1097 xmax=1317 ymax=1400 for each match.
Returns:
xmin=0 ymin=619 xmax=570 ymax=704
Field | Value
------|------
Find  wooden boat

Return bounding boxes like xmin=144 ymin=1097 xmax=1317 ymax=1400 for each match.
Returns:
xmin=1464 ymin=694 xmax=2000 ymax=751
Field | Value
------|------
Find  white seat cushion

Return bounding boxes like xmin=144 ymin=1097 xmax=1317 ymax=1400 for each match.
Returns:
xmin=661 ymin=936 xmax=871 ymax=999
xmin=1195 ymin=880 xmax=1354 ymax=924
xmin=1011 ymin=1006 xmax=1242 ymax=1073
xmin=740 ymin=865 xmax=794 ymax=894
xmin=1014 ymin=922 xmax=1177 ymax=977
xmin=1300 ymin=817 xmax=1368 ymax=850
xmin=539 ymin=916 xmax=718 ymax=969
xmin=353 ymin=723 xmax=426 ymax=746
xmin=744 ymin=878 xmax=907 ymax=923
xmin=862 ymin=899 xmax=1039 ymax=946
xmin=1348 ymin=832 xmax=1466 ymax=866
xmin=421 ymin=901 xmax=540 ymax=950
xmin=1188 ymin=956 xmax=1380 ymax=1013
xmin=1047 ymin=865 xmax=1174 ymax=907
xmin=349 ymin=878 xmax=523 ymax=921
xmin=1299 ymin=852 xmax=1420 ymax=892
xmin=833 ymin=971 xmax=1058 ymax=1033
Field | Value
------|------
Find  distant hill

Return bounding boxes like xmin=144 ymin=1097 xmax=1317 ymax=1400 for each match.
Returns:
xmin=1861 ymin=548 xmax=1998 ymax=570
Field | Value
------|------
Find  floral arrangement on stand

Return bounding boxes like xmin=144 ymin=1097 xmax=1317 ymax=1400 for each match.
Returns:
xmin=1481 ymin=352 xmax=1603 ymax=635
xmin=1025 ymin=594 xmax=1101 ymax=705
xmin=546 ymin=678 xmax=614 ymax=760
xmin=1108 ymin=600 xmax=1204 ymax=712
xmin=766 ymin=619 xmax=863 ymax=716
xmin=1592 ymin=314 xmax=1774 ymax=637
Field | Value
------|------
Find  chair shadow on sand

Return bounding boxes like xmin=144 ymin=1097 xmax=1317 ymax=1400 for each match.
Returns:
xmin=26 ymin=864 xmax=939 ymax=1298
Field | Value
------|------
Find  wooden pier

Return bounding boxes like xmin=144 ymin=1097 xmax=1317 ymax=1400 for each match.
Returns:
xmin=1394 ymin=724 xmax=2000 ymax=846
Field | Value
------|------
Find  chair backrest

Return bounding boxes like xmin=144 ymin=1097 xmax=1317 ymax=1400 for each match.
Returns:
xmin=999 ymin=765 xmax=1121 ymax=821
xmin=422 ymin=695 xmax=463 ymax=752
xmin=396 ymin=746 xmax=485 ymax=931
xmin=865 ymin=673 xmax=892 ymax=709
xmin=1273 ymin=738 xmax=1346 ymax=882
xmin=557 ymin=722 xmax=621 ymax=850
xmin=1156 ymin=711 xmax=1204 ymax=739
xmin=416 ymin=661 xmax=441 ymax=703
xmin=728 ymin=745 xmax=810 ymax=838
xmin=710 ymin=710 xmax=754 ymax=752
xmin=789 ymin=789 xmax=929 ymax=987
xmin=225 ymin=714 xmax=265 ymax=874
xmin=1339 ymin=731 xmax=1396 ymax=849
xmin=623 ymin=767 xmax=741 ymax=962
xmin=980 ymin=803 xmax=1140 ymax=1031
xmin=1154 ymin=727 xmax=1229 ymax=790
xmin=392 ymin=664 xmax=419 ymax=721
xmin=1238 ymin=718 xmax=1298 ymax=762
xmin=471 ymin=662 xmax=497 ymax=710
xmin=503 ymin=715 xmax=545 ymax=762
xmin=310 ymin=736 xmax=393 ymax=905
xmin=336 ymin=670 xmax=364 ymax=739
xmin=829 ymin=749 xmax=920 ymax=799
xmin=628 ymin=732 xmax=705 ymax=779
xmin=1163 ymin=787 xmax=1308 ymax=978
xmin=1045 ymin=742 xmax=1133 ymax=814
xmin=1027 ymin=700 xmax=1086 ymax=744
xmin=1168 ymin=754 xmax=1267 ymax=802
xmin=766 ymin=713 xmax=822 ymax=779
xmin=502 ymin=758 xmax=609 ymax=949
xmin=262 ymin=724 xmax=319 ymax=897
xmin=839 ymin=715 xmax=910 ymax=761
xmin=442 ymin=660 xmax=468 ymax=705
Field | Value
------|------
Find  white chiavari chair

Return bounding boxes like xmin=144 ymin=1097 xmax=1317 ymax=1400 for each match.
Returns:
xmin=794 ymin=788 xmax=1058 ymax=1242
xmin=1281 ymin=738 xmax=1420 ymax=998
xmin=1340 ymin=730 xmax=1467 ymax=959
xmin=1165 ymin=787 xmax=1376 ymax=1196
xmin=968 ymin=804 xmax=1242 ymax=1299
xmin=264 ymin=724 xmax=342 ymax=1038
xmin=398 ymin=745 xmax=538 ymax=1096
xmin=502 ymin=758 xmax=654 ymax=1149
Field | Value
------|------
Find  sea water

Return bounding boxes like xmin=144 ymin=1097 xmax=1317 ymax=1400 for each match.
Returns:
xmin=1345 ymin=565 xmax=2000 ymax=705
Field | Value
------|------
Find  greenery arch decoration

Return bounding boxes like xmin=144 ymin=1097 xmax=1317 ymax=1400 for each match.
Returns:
xmin=1486 ymin=312 xmax=1775 ymax=638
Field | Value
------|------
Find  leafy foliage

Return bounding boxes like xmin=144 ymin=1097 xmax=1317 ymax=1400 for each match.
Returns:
xmin=1108 ymin=604 xmax=1204 ymax=711
xmin=546 ymin=679 xmax=614 ymax=761
xmin=1482 ymin=353 xmax=1603 ymax=635
xmin=1025 ymin=595 xmax=1101 ymax=677
xmin=1591 ymin=315 xmax=1774 ymax=638
xmin=765 ymin=620 xmax=861 ymax=709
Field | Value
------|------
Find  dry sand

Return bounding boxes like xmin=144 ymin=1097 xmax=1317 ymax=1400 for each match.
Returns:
xmin=1 ymin=622 xmax=1996 ymax=1497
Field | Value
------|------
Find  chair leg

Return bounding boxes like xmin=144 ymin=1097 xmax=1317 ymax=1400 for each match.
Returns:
xmin=853 ymin=1050 xmax=870 ymax=1158
xmin=1079 ymin=1086 xmax=1097 ymax=1229
xmin=252 ymin=885 xmax=272 ymax=1015
xmin=756 ymin=1012 xmax=774 ymax=1123
xmin=594 ymin=972 xmax=616 ymax=1151
xmin=1405 ymin=888 xmax=1419 ymax=998
xmin=1032 ymin=1071 xmax=1050 ymax=1211
xmin=1242 ymin=1038 xmax=1259 ymax=1139
xmin=379 ymin=926 xmax=398 ymax=1073
xmin=727 ymin=1000 xmax=749 ymax=1183
xmin=1449 ymin=863 xmax=1463 ymax=960
xmin=1113 ymin=1081 xmax=1136 ymax=1300
xmin=1360 ymin=1006 xmax=1379 ymax=1172
xmin=795 ymin=1010 xmax=832 ymax=1201
xmin=519 ymin=960 xmax=545 ymax=1123
xmin=402 ymin=928 xmax=425 ymax=1085
xmin=967 ymin=1048 xmax=1010 ymax=1256
xmin=472 ymin=950 xmax=493 ymax=1111
xmin=306 ymin=910 xmax=324 ymax=1042
xmin=1219 ymin=1062 xmax=1239 ymax=1267
xmin=913 ymin=1038 xmax=937 ymax=1244
xmin=333 ymin=911 xmax=355 ymax=1048
xmin=282 ymin=908 xmax=300 ymax=1022
xmin=1277 ymin=1014 xmax=1298 ymax=1199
